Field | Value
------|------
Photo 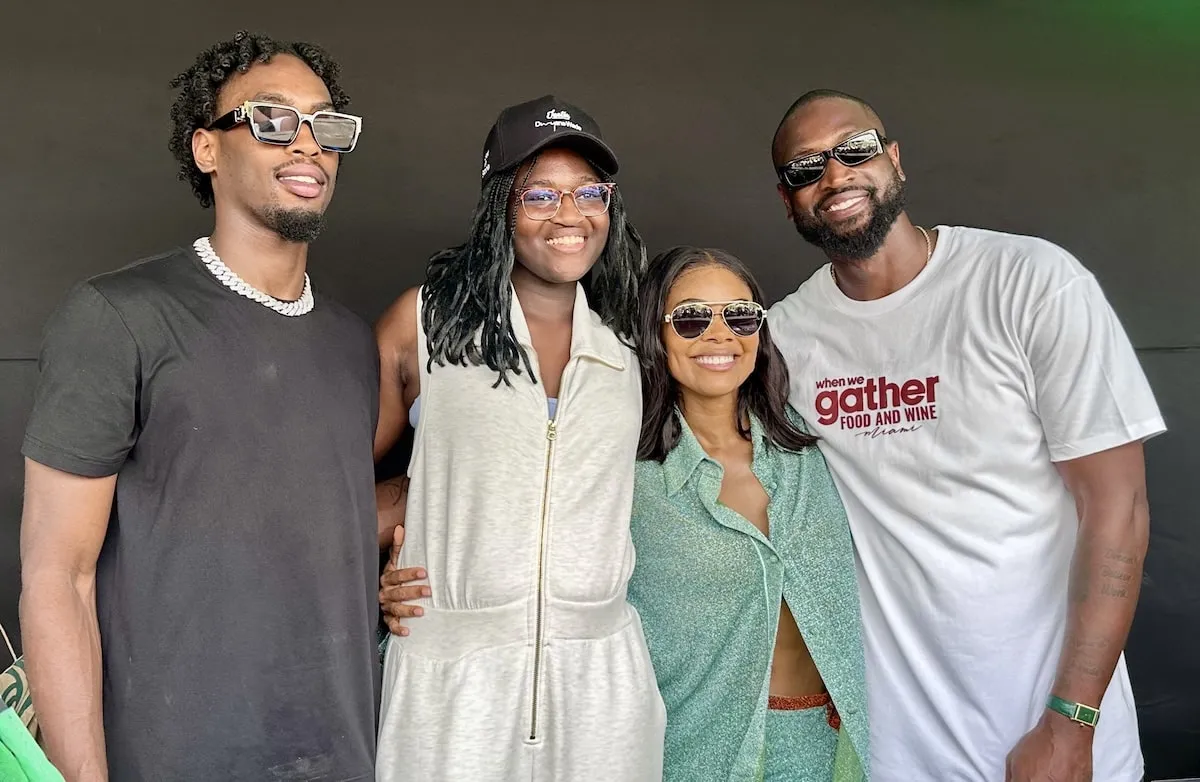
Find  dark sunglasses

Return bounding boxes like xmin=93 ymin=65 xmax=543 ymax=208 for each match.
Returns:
xmin=776 ymin=128 xmax=886 ymax=189
xmin=207 ymin=101 xmax=363 ymax=153
xmin=516 ymin=183 xmax=616 ymax=221
xmin=663 ymin=300 xmax=765 ymax=340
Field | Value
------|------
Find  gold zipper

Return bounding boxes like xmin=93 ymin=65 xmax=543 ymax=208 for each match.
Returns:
xmin=529 ymin=417 xmax=556 ymax=740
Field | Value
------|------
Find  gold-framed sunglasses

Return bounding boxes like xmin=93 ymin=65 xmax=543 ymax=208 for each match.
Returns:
xmin=207 ymin=100 xmax=363 ymax=153
xmin=663 ymin=300 xmax=765 ymax=339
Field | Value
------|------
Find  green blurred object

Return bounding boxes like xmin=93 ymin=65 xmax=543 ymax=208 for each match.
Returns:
xmin=2 ymin=620 xmax=64 ymax=782
xmin=0 ymin=705 xmax=63 ymax=782
xmin=0 ymin=705 xmax=65 ymax=782
xmin=1016 ymin=0 xmax=1200 ymax=47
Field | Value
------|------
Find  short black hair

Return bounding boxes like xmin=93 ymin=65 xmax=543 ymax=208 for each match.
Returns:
xmin=771 ymin=88 xmax=881 ymax=163
xmin=168 ymin=31 xmax=351 ymax=208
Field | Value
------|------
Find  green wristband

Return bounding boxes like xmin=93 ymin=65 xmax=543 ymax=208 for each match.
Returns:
xmin=1047 ymin=694 xmax=1100 ymax=727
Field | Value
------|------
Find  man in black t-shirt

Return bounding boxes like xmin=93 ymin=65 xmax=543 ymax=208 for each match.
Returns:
xmin=19 ymin=32 xmax=379 ymax=781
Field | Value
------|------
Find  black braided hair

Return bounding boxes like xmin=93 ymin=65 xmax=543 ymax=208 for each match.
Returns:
xmin=168 ymin=30 xmax=351 ymax=208
xmin=421 ymin=154 xmax=646 ymax=388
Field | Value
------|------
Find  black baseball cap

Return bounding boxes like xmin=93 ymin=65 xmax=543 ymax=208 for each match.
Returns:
xmin=480 ymin=95 xmax=619 ymax=186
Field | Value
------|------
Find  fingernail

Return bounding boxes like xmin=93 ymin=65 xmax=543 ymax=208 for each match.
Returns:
xmin=414 ymin=608 xmax=423 ymax=616
xmin=417 ymin=570 xmax=426 ymax=578
xmin=422 ymin=588 xmax=431 ymax=596
xmin=400 ymin=628 xmax=409 ymax=636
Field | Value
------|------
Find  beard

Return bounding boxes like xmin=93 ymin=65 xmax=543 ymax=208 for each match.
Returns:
xmin=791 ymin=172 xmax=906 ymax=261
xmin=260 ymin=205 xmax=328 ymax=244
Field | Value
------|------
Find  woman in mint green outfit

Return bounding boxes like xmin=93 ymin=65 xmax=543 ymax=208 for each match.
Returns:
xmin=628 ymin=246 xmax=868 ymax=782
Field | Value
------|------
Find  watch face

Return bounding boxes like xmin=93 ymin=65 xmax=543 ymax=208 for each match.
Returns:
xmin=1075 ymin=705 xmax=1099 ymax=726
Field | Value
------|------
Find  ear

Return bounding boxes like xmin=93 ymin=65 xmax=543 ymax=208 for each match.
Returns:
xmin=191 ymin=128 xmax=219 ymax=175
xmin=887 ymin=139 xmax=905 ymax=181
xmin=776 ymin=183 xmax=796 ymax=221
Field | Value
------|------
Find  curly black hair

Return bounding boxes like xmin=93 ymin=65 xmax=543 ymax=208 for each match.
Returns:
xmin=422 ymin=154 xmax=646 ymax=389
xmin=168 ymin=30 xmax=351 ymax=208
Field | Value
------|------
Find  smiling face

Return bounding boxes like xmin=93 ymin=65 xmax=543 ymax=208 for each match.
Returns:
xmin=663 ymin=264 xmax=760 ymax=404
xmin=191 ymin=54 xmax=341 ymax=243
xmin=774 ymin=96 xmax=907 ymax=260
xmin=510 ymin=146 xmax=611 ymax=286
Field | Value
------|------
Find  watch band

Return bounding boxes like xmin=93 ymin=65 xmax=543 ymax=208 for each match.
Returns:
xmin=1047 ymin=694 xmax=1100 ymax=727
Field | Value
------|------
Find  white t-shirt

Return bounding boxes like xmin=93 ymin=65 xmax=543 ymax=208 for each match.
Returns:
xmin=768 ymin=225 xmax=1166 ymax=782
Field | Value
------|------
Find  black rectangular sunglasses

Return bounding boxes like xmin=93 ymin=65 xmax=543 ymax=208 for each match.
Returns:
xmin=207 ymin=100 xmax=363 ymax=153
xmin=776 ymin=128 xmax=886 ymax=189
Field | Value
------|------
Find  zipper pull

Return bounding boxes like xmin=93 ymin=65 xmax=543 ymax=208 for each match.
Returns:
xmin=546 ymin=420 xmax=557 ymax=441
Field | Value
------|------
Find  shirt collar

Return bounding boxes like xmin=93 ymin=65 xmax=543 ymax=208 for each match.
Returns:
xmin=509 ymin=282 xmax=627 ymax=370
xmin=663 ymin=408 xmax=772 ymax=496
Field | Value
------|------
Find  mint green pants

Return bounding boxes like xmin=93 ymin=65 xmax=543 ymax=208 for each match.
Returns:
xmin=763 ymin=701 xmax=839 ymax=781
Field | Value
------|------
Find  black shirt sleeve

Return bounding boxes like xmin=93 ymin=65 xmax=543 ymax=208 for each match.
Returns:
xmin=22 ymin=281 xmax=140 ymax=477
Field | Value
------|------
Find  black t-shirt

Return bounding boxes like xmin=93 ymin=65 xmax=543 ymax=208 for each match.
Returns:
xmin=22 ymin=246 xmax=381 ymax=781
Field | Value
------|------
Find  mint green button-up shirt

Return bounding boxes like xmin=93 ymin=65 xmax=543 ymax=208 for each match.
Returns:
xmin=628 ymin=411 xmax=869 ymax=782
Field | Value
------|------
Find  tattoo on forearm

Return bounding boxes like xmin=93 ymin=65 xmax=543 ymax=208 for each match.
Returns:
xmin=1100 ymin=565 xmax=1133 ymax=597
xmin=1104 ymin=548 xmax=1136 ymax=565
xmin=1065 ymin=636 xmax=1112 ymax=680
xmin=1100 ymin=549 xmax=1137 ymax=599
xmin=1057 ymin=520 xmax=1146 ymax=692
xmin=382 ymin=478 xmax=408 ymax=507
xmin=1074 ymin=637 xmax=1112 ymax=652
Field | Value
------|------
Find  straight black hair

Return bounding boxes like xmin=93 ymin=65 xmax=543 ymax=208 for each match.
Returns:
xmin=636 ymin=246 xmax=817 ymax=461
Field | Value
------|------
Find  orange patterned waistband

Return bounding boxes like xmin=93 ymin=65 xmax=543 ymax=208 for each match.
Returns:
xmin=768 ymin=692 xmax=831 ymax=711
xmin=767 ymin=691 xmax=841 ymax=730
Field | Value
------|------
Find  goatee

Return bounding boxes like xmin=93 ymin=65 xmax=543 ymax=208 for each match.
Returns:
xmin=262 ymin=206 xmax=327 ymax=244
xmin=792 ymin=174 xmax=906 ymax=261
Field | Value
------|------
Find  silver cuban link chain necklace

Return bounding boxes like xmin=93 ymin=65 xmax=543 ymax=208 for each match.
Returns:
xmin=193 ymin=236 xmax=314 ymax=317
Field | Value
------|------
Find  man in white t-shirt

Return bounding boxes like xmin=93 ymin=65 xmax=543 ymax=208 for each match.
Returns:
xmin=766 ymin=89 xmax=1165 ymax=782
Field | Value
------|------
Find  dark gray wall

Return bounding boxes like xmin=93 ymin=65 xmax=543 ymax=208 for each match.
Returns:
xmin=2 ymin=0 xmax=1197 ymax=776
